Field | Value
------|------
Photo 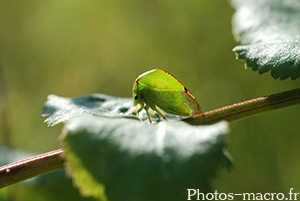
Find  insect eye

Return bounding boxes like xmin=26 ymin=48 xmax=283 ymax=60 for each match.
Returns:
xmin=134 ymin=95 xmax=138 ymax=100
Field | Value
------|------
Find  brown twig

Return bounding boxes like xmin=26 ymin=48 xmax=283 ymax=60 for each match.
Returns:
xmin=0 ymin=148 xmax=64 ymax=189
xmin=1 ymin=88 xmax=300 ymax=189
xmin=184 ymin=87 xmax=300 ymax=125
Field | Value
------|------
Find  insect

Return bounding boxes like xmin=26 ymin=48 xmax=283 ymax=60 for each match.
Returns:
xmin=132 ymin=69 xmax=202 ymax=123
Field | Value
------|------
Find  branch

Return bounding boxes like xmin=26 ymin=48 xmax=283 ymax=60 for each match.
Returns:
xmin=0 ymin=148 xmax=64 ymax=189
xmin=184 ymin=87 xmax=300 ymax=125
xmin=1 ymin=88 xmax=300 ymax=189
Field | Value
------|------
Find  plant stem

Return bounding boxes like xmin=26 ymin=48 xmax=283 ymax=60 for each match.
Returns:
xmin=1 ymin=88 xmax=300 ymax=189
xmin=184 ymin=87 xmax=300 ymax=125
xmin=0 ymin=148 xmax=64 ymax=189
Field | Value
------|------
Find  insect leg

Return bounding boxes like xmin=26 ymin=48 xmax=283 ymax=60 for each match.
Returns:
xmin=154 ymin=105 xmax=167 ymax=120
xmin=144 ymin=105 xmax=152 ymax=123
xmin=133 ymin=104 xmax=145 ymax=118
xmin=150 ymin=109 xmax=156 ymax=115
xmin=132 ymin=105 xmax=139 ymax=113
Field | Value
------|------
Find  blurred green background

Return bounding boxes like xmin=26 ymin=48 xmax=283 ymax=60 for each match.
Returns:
xmin=1 ymin=0 xmax=300 ymax=199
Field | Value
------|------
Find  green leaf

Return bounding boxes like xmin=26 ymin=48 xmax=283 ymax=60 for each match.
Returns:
xmin=42 ymin=94 xmax=233 ymax=200
xmin=60 ymin=115 xmax=231 ymax=201
xmin=231 ymin=0 xmax=300 ymax=80
xmin=42 ymin=94 xmax=134 ymax=126
xmin=42 ymin=94 xmax=182 ymax=126
xmin=233 ymin=41 xmax=300 ymax=80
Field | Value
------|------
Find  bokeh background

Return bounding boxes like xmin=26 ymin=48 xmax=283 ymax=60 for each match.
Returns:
xmin=1 ymin=0 xmax=300 ymax=199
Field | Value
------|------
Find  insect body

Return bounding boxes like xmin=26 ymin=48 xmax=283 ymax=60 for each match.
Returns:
xmin=132 ymin=69 xmax=202 ymax=123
